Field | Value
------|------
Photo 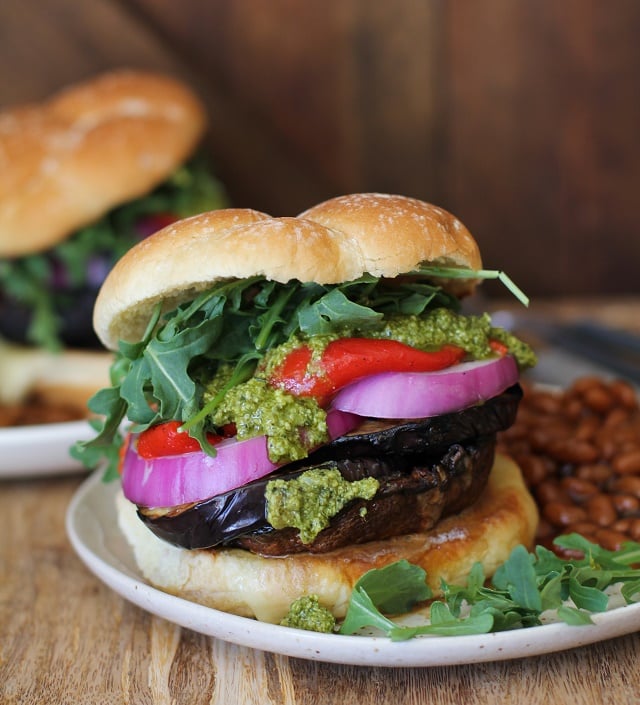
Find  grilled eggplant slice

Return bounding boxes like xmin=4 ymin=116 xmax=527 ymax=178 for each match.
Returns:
xmin=138 ymin=385 xmax=522 ymax=553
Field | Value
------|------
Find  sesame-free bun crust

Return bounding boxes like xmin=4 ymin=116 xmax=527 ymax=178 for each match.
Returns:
xmin=94 ymin=194 xmax=483 ymax=349
xmin=117 ymin=453 xmax=538 ymax=624
xmin=0 ymin=70 xmax=206 ymax=257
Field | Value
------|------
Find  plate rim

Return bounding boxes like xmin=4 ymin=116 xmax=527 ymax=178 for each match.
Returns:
xmin=0 ymin=418 xmax=94 ymax=478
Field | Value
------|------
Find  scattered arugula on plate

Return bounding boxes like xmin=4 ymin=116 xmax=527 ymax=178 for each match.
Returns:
xmin=337 ymin=534 xmax=640 ymax=640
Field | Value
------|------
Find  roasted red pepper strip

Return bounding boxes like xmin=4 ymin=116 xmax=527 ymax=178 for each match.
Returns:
xmin=489 ymin=339 xmax=509 ymax=356
xmin=270 ymin=338 xmax=465 ymax=405
xmin=136 ymin=420 xmax=226 ymax=459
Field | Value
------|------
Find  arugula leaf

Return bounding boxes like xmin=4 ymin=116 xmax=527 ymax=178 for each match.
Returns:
xmin=69 ymin=387 xmax=127 ymax=481
xmin=339 ymin=561 xmax=493 ymax=639
xmin=554 ymin=533 xmax=640 ymax=570
xmin=556 ymin=605 xmax=595 ymax=626
xmin=621 ymin=579 xmax=640 ymax=603
xmin=389 ymin=604 xmax=494 ymax=641
xmin=73 ymin=269 xmax=480 ymax=476
xmin=336 ymin=536 xmax=640 ymax=641
xmin=297 ymin=289 xmax=384 ymax=335
xmin=568 ymin=576 xmax=609 ymax=613
xmin=339 ymin=586 xmax=399 ymax=636
xmin=356 ymin=560 xmax=432 ymax=614
xmin=339 ymin=560 xmax=431 ymax=636
xmin=416 ymin=266 xmax=530 ymax=307
xmin=492 ymin=544 xmax=542 ymax=611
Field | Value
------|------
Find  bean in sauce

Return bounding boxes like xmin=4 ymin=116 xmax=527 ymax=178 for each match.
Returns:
xmin=498 ymin=376 xmax=640 ymax=556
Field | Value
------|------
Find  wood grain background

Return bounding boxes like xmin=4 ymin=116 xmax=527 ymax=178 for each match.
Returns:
xmin=1 ymin=0 xmax=639 ymax=298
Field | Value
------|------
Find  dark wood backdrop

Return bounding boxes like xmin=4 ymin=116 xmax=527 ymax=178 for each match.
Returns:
xmin=2 ymin=0 xmax=639 ymax=298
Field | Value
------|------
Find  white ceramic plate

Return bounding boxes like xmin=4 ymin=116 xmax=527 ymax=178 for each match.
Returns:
xmin=0 ymin=419 xmax=95 ymax=478
xmin=66 ymin=471 xmax=640 ymax=667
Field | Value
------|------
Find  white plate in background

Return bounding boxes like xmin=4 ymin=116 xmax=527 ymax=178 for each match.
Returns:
xmin=0 ymin=419 xmax=94 ymax=478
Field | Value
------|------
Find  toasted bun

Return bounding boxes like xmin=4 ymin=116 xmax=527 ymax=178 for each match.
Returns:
xmin=0 ymin=70 xmax=206 ymax=257
xmin=0 ymin=338 xmax=111 ymax=409
xmin=94 ymin=194 xmax=483 ymax=350
xmin=117 ymin=453 xmax=538 ymax=624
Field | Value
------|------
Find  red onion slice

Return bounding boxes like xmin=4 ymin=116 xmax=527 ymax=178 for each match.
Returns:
xmin=121 ymin=408 xmax=359 ymax=508
xmin=330 ymin=356 xmax=519 ymax=419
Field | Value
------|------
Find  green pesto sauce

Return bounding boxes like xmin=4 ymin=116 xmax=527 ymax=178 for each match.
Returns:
xmin=262 ymin=308 xmax=537 ymax=374
xmin=265 ymin=467 xmax=379 ymax=544
xmin=488 ymin=326 xmax=538 ymax=369
xmin=261 ymin=333 xmax=332 ymax=377
xmin=371 ymin=309 xmax=493 ymax=356
xmin=206 ymin=376 xmax=327 ymax=464
xmin=203 ymin=309 xmax=536 ymax=466
xmin=280 ymin=594 xmax=336 ymax=633
xmin=369 ymin=309 xmax=537 ymax=368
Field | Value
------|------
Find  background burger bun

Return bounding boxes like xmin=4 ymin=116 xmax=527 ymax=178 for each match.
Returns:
xmin=0 ymin=69 xmax=207 ymax=258
xmin=116 ymin=453 xmax=538 ymax=623
xmin=94 ymin=194 xmax=483 ymax=350
xmin=0 ymin=339 xmax=112 ymax=410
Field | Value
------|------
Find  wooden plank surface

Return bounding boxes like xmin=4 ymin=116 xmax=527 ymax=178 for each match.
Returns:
xmin=0 ymin=0 xmax=186 ymax=101
xmin=446 ymin=0 xmax=640 ymax=297
xmin=2 ymin=0 xmax=640 ymax=297
xmin=125 ymin=0 xmax=446 ymax=212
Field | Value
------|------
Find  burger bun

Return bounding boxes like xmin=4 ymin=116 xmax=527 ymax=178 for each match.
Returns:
xmin=94 ymin=194 xmax=483 ymax=350
xmin=0 ymin=69 xmax=207 ymax=257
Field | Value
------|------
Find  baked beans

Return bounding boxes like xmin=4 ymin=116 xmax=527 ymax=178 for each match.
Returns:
xmin=498 ymin=377 xmax=640 ymax=556
xmin=0 ymin=393 xmax=86 ymax=427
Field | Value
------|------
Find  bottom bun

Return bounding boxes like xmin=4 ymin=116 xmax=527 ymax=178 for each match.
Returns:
xmin=117 ymin=453 xmax=538 ymax=624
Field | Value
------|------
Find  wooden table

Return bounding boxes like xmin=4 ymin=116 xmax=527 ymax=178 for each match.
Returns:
xmin=2 ymin=298 xmax=640 ymax=704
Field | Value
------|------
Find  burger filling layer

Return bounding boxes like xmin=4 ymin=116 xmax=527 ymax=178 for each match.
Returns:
xmin=74 ymin=270 xmax=536 ymax=556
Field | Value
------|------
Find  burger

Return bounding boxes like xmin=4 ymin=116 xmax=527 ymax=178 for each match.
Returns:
xmin=76 ymin=193 xmax=538 ymax=624
xmin=0 ymin=69 xmax=226 ymax=421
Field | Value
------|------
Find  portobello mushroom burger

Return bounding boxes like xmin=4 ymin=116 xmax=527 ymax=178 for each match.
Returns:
xmin=75 ymin=193 xmax=538 ymax=624
xmin=0 ymin=69 xmax=226 ymax=419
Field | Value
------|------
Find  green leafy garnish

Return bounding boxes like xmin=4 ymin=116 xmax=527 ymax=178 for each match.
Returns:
xmin=417 ymin=266 xmax=530 ymax=307
xmin=72 ymin=275 xmax=462 ymax=477
xmin=72 ymin=261 xmax=531 ymax=478
xmin=340 ymin=561 xmax=431 ymax=637
xmin=338 ymin=536 xmax=640 ymax=640
xmin=0 ymin=156 xmax=227 ymax=351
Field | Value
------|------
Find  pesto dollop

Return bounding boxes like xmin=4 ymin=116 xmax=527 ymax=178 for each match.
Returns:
xmin=202 ymin=308 xmax=536 ymax=467
xmin=369 ymin=309 xmax=536 ymax=368
xmin=262 ymin=308 xmax=537 ymax=375
xmin=488 ymin=326 xmax=537 ymax=369
xmin=206 ymin=376 xmax=327 ymax=464
xmin=265 ymin=467 xmax=379 ymax=543
xmin=371 ymin=310 xmax=493 ymax=357
xmin=280 ymin=594 xmax=336 ymax=633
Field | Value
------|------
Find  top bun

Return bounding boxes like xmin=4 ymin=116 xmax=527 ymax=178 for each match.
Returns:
xmin=94 ymin=193 xmax=483 ymax=350
xmin=0 ymin=70 xmax=207 ymax=257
